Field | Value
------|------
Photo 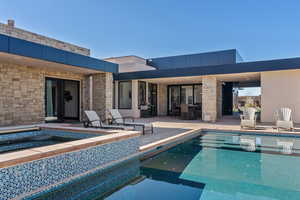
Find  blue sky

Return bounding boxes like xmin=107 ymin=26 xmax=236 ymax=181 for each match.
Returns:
xmin=1 ymin=0 xmax=300 ymax=61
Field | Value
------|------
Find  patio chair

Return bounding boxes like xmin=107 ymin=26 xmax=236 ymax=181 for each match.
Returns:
xmin=240 ymin=107 xmax=257 ymax=129
xmin=109 ymin=109 xmax=153 ymax=135
xmin=275 ymin=108 xmax=294 ymax=131
xmin=240 ymin=138 xmax=256 ymax=151
xmin=84 ymin=110 xmax=133 ymax=130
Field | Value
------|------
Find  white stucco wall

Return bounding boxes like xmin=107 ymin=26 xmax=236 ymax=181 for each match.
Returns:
xmin=261 ymin=69 xmax=300 ymax=123
xmin=104 ymin=56 xmax=156 ymax=73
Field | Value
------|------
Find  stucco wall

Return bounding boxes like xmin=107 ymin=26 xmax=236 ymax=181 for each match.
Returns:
xmin=105 ymin=56 xmax=155 ymax=73
xmin=261 ymin=70 xmax=300 ymax=123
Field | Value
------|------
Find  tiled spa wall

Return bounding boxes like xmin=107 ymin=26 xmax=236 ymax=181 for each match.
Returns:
xmin=0 ymin=132 xmax=140 ymax=200
xmin=30 ymin=159 xmax=140 ymax=200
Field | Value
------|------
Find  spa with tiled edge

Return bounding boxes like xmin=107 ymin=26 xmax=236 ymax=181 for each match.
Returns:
xmin=0 ymin=127 xmax=141 ymax=200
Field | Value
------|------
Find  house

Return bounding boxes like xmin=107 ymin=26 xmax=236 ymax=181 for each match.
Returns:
xmin=1 ymin=19 xmax=300 ymax=127
xmin=106 ymin=49 xmax=300 ymax=123
xmin=0 ymin=20 xmax=117 ymax=126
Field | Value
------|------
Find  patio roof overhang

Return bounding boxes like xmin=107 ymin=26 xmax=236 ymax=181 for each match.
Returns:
xmin=0 ymin=34 xmax=118 ymax=74
xmin=116 ymin=57 xmax=300 ymax=81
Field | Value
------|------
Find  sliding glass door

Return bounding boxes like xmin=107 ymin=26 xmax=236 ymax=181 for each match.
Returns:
xmin=45 ymin=78 xmax=79 ymax=121
xmin=168 ymin=84 xmax=202 ymax=116
xmin=168 ymin=86 xmax=181 ymax=116
xmin=64 ymin=80 xmax=80 ymax=119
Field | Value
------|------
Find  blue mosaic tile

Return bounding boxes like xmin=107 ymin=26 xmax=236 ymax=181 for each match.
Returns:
xmin=0 ymin=136 xmax=139 ymax=200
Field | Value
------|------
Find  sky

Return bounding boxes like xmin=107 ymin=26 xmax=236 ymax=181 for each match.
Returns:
xmin=1 ymin=0 xmax=300 ymax=61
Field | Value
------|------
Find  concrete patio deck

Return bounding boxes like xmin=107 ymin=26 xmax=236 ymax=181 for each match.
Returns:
xmin=3 ymin=116 xmax=299 ymax=152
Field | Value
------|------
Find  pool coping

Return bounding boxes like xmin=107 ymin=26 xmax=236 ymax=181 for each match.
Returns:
xmin=0 ymin=126 xmax=40 ymax=135
xmin=0 ymin=130 xmax=140 ymax=169
xmin=139 ymin=127 xmax=300 ymax=155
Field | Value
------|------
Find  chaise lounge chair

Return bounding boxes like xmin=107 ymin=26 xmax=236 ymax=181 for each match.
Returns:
xmin=109 ymin=109 xmax=154 ymax=135
xmin=84 ymin=110 xmax=133 ymax=130
xmin=275 ymin=108 xmax=294 ymax=131
xmin=240 ymin=107 xmax=257 ymax=129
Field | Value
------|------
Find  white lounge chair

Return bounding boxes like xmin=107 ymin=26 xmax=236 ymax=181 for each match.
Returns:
xmin=277 ymin=140 xmax=294 ymax=154
xmin=275 ymin=108 xmax=294 ymax=131
xmin=109 ymin=109 xmax=153 ymax=135
xmin=84 ymin=110 xmax=133 ymax=130
xmin=240 ymin=107 xmax=257 ymax=129
xmin=240 ymin=138 xmax=256 ymax=151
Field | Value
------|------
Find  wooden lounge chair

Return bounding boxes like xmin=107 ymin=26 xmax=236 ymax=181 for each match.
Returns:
xmin=84 ymin=110 xmax=133 ymax=130
xmin=240 ymin=107 xmax=257 ymax=129
xmin=275 ymin=108 xmax=294 ymax=131
xmin=109 ymin=109 xmax=154 ymax=135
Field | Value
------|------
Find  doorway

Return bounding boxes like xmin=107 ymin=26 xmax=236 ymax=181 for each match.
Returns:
xmin=222 ymin=82 xmax=233 ymax=115
xmin=45 ymin=78 xmax=80 ymax=121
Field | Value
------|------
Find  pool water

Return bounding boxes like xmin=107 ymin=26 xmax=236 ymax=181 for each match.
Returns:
xmin=0 ymin=130 xmax=94 ymax=154
xmin=104 ymin=132 xmax=300 ymax=200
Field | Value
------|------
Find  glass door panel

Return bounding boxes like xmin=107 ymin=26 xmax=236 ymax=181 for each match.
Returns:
xmin=45 ymin=79 xmax=58 ymax=117
xmin=64 ymin=80 xmax=79 ymax=119
xmin=45 ymin=78 xmax=80 ymax=121
xmin=181 ymin=86 xmax=193 ymax=105
xmin=168 ymin=86 xmax=180 ymax=115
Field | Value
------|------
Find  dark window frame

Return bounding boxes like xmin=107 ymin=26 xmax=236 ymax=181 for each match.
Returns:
xmin=138 ymin=81 xmax=147 ymax=107
xmin=118 ymin=80 xmax=132 ymax=109
xmin=167 ymin=83 xmax=202 ymax=115
xmin=45 ymin=77 xmax=80 ymax=121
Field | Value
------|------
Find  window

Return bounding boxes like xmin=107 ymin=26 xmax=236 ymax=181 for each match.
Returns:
xmin=181 ymin=85 xmax=193 ymax=104
xmin=138 ymin=81 xmax=146 ymax=107
xmin=193 ymin=85 xmax=202 ymax=104
xmin=112 ymin=81 xmax=116 ymax=109
xmin=118 ymin=81 xmax=132 ymax=109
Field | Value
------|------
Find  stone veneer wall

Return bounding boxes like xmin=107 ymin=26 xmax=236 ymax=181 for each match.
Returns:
xmin=202 ymin=76 xmax=218 ymax=122
xmin=91 ymin=73 xmax=113 ymax=120
xmin=217 ymin=81 xmax=223 ymax=119
xmin=0 ymin=62 xmax=90 ymax=126
xmin=0 ymin=22 xmax=90 ymax=56
xmin=158 ymin=84 xmax=168 ymax=116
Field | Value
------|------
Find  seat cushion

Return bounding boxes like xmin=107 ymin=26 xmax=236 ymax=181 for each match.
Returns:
xmin=241 ymin=120 xmax=255 ymax=127
xmin=125 ymin=122 xmax=151 ymax=127
xmin=276 ymin=120 xmax=293 ymax=129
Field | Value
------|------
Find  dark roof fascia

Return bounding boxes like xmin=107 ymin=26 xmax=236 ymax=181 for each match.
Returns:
xmin=0 ymin=34 xmax=118 ymax=73
xmin=116 ymin=57 xmax=300 ymax=80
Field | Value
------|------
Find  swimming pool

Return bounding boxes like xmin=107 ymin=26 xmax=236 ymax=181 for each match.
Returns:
xmin=104 ymin=131 xmax=300 ymax=200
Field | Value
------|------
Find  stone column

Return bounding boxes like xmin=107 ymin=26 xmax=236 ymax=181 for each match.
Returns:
xmin=158 ymin=84 xmax=168 ymax=116
xmin=202 ymin=76 xmax=219 ymax=122
xmin=114 ymin=80 xmax=119 ymax=109
xmin=91 ymin=72 xmax=113 ymax=120
xmin=131 ymin=80 xmax=140 ymax=118
xmin=104 ymin=73 xmax=113 ymax=118
xmin=217 ymin=81 xmax=223 ymax=119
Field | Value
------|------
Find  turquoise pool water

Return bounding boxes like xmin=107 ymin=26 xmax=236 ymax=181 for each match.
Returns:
xmin=105 ymin=132 xmax=300 ymax=200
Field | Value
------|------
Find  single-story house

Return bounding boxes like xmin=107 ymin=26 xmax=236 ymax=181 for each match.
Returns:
xmin=1 ymin=19 xmax=300 ymax=126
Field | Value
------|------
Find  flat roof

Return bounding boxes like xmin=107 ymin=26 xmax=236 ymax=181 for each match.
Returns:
xmin=116 ymin=56 xmax=300 ymax=80
xmin=0 ymin=34 xmax=118 ymax=73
